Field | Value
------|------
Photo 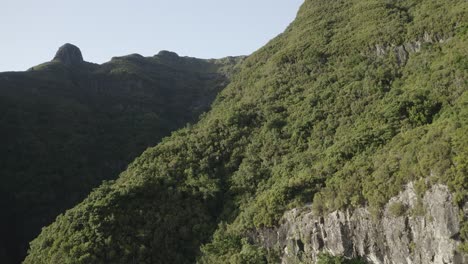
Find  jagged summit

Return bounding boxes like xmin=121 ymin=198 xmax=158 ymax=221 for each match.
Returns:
xmin=52 ymin=43 xmax=84 ymax=65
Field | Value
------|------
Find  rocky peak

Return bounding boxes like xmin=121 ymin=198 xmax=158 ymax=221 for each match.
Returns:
xmin=53 ymin=43 xmax=84 ymax=65
xmin=156 ymin=50 xmax=179 ymax=60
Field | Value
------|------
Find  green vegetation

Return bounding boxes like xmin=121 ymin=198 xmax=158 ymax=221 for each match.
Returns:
xmin=0 ymin=51 xmax=242 ymax=263
xmin=409 ymin=242 xmax=416 ymax=254
xmin=389 ymin=202 xmax=407 ymax=217
xmin=460 ymin=220 xmax=468 ymax=253
xmin=317 ymin=253 xmax=365 ymax=264
xmin=23 ymin=0 xmax=468 ymax=263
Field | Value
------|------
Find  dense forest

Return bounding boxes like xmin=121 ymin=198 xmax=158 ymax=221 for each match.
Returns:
xmin=0 ymin=44 xmax=243 ymax=263
xmin=5 ymin=0 xmax=468 ymax=263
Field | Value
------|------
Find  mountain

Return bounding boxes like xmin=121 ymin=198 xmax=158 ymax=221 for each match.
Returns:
xmin=0 ymin=44 xmax=243 ymax=263
xmin=25 ymin=0 xmax=467 ymax=263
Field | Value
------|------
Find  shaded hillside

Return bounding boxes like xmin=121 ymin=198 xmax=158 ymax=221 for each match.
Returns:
xmin=25 ymin=0 xmax=467 ymax=263
xmin=0 ymin=44 xmax=243 ymax=263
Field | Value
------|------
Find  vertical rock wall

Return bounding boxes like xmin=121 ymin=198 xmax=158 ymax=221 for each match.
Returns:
xmin=253 ymin=184 xmax=467 ymax=264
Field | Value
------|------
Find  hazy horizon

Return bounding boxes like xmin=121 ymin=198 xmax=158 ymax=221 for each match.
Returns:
xmin=1 ymin=0 xmax=303 ymax=72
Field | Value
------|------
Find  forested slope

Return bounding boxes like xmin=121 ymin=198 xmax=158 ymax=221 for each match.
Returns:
xmin=25 ymin=0 xmax=467 ymax=263
xmin=0 ymin=44 xmax=242 ymax=263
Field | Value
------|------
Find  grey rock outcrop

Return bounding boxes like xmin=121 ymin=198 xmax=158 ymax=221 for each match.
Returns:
xmin=252 ymin=183 xmax=467 ymax=264
xmin=374 ymin=32 xmax=450 ymax=65
xmin=53 ymin=43 xmax=84 ymax=65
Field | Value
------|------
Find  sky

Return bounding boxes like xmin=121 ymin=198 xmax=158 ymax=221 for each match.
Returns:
xmin=0 ymin=0 xmax=304 ymax=72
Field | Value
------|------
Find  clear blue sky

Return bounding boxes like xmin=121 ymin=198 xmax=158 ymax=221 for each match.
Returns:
xmin=0 ymin=0 xmax=304 ymax=72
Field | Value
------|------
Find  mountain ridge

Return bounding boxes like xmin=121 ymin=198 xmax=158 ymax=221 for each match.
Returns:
xmin=20 ymin=0 xmax=468 ymax=263
xmin=0 ymin=44 xmax=244 ymax=264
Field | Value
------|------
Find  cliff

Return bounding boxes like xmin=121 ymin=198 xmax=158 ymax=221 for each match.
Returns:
xmin=253 ymin=183 xmax=467 ymax=264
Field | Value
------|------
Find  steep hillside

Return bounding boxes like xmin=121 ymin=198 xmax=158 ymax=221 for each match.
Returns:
xmin=25 ymin=0 xmax=467 ymax=263
xmin=0 ymin=44 xmax=242 ymax=263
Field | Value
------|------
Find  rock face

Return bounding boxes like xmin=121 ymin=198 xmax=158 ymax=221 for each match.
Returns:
xmin=253 ymin=184 xmax=467 ymax=264
xmin=53 ymin=43 xmax=84 ymax=65
xmin=374 ymin=32 xmax=450 ymax=65
xmin=156 ymin=50 xmax=180 ymax=60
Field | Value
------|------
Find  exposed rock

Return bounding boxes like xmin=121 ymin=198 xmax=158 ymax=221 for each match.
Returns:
xmin=252 ymin=184 xmax=467 ymax=264
xmin=53 ymin=43 xmax=84 ymax=65
xmin=374 ymin=32 xmax=450 ymax=65
xmin=156 ymin=50 xmax=180 ymax=60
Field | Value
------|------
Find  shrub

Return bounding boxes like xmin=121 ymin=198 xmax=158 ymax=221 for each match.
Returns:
xmin=388 ymin=202 xmax=407 ymax=217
